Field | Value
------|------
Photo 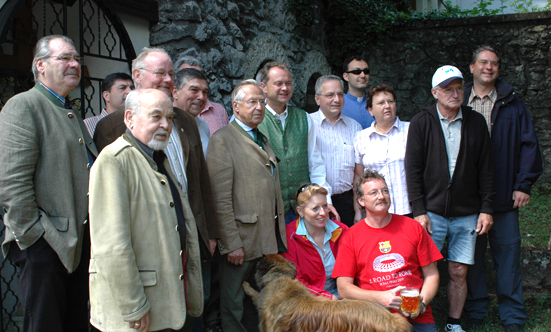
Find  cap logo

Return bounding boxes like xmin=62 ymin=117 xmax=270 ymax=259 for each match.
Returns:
xmin=445 ymin=68 xmax=454 ymax=73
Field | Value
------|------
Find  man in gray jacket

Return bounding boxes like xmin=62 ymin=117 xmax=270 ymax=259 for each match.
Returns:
xmin=0 ymin=35 xmax=97 ymax=332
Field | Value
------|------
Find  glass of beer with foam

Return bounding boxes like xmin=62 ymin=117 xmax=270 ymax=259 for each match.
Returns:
xmin=400 ymin=287 xmax=420 ymax=314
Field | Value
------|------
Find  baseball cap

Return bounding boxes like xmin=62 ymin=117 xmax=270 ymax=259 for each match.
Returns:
xmin=432 ymin=65 xmax=463 ymax=88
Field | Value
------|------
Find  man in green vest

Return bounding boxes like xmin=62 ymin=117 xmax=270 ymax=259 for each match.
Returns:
xmin=257 ymin=61 xmax=339 ymax=224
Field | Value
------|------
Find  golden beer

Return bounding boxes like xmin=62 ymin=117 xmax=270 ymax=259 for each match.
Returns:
xmin=400 ymin=288 xmax=420 ymax=314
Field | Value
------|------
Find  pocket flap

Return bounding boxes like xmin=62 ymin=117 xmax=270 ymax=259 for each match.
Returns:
xmin=236 ymin=214 xmax=258 ymax=224
xmin=139 ymin=271 xmax=157 ymax=287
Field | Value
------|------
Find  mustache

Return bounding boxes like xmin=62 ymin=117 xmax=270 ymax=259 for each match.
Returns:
xmin=153 ymin=128 xmax=169 ymax=136
xmin=376 ymin=199 xmax=388 ymax=205
xmin=65 ymin=70 xmax=79 ymax=76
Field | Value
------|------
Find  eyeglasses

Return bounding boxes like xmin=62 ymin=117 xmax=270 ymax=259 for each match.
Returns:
xmin=477 ymin=60 xmax=499 ymax=67
xmin=346 ymin=68 xmax=370 ymax=75
xmin=242 ymin=98 xmax=267 ymax=107
xmin=140 ymin=68 xmax=175 ymax=80
xmin=366 ymin=188 xmax=390 ymax=197
xmin=438 ymin=86 xmax=464 ymax=95
xmin=320 ymin=92 xmax=344 ymax=99
xmin=44 ymin=54 xmax=84 ymax=65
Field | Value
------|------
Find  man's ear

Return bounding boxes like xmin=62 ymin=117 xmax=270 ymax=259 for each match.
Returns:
xmin=124 ymin=109 xmax=134 ymax=130
xmin=102 ymin=90 xmax=110 ymax=104
xmin=357 ymin=196 xmax=365 ymax=209
xmin=343 ymin=72 xmax=349 ymax=83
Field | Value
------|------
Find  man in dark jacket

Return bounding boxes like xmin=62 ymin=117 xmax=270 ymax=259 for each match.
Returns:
xmin=463 ymin=45 xmax=542 ymax=332
xmin=405 ymin=65 xmax=495 ymax=332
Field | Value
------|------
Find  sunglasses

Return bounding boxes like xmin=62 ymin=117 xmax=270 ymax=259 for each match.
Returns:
xmin=346 ymin=68 xmax=370 ymax=75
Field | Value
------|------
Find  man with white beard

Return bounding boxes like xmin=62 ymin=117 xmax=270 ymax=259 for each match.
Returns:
xmin=89 ymin=89 xmax=204 ymax=331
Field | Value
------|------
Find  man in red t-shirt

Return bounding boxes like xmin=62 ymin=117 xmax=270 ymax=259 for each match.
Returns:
xmin=333 ymin=170 xmax=443 ymax=332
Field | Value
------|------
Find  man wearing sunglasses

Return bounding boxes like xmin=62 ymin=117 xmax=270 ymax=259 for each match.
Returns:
xmin=342 ymin=55 xmax=374 ymax=129
xmin=405 ymin=65 xmax=495 ymax=332
xmin=0 ymin=35 xmax=97 ymax=332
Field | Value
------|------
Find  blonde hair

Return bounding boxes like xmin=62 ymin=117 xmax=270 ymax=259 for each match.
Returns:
xmin=296 ymin=184 xmax=328 ymax=211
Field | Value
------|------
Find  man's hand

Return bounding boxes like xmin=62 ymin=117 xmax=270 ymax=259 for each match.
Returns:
xmin=513 ymin=191 xmax=530 ymax=209
xmin=415 ymin=214 xmax=432 ymax=234
xmin=376 ymin=286 xmax=405 ymax=310
xmin=476 ymin=213 xmax=493 ymax=235
xmin=209 ymin=239 xmax=217 ymax=255
xmin=328 ymin=204 xmax=341 ymax=222
xmin=129 ymin=312 xmax=150 ymax=331
xmin=227 ymin=247 xmax=245 ymax=265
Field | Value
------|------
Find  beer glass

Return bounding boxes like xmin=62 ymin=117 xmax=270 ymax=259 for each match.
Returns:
xmin=400 ymin=287 xmax=420 ymax=314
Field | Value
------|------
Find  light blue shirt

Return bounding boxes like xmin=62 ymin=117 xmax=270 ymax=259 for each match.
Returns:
xmin=195 ymin=116 xmax=210 ymax=156
xmin=341 ymin=92 xmax=374 ymax=129
xmin=296 ymin=217 xmax=339 ymax=297
xmin=436 ymin=105 xmax=463 ymax=178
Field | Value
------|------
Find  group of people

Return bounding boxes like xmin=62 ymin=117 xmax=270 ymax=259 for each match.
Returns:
xmin=0 ymin=33 xmax=543 ymax=332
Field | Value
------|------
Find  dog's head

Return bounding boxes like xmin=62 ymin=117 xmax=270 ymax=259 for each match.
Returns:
xmin=255 ymin=254 xmax=297 ymax=289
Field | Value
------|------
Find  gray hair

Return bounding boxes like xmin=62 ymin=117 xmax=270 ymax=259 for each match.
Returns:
xmin=132 ymin=47 xmax=171 ymax=73
xmin=125 ymin=89 xmax=142 ymax=118
xmin=232 ymin=79 xmax=261 ymax=102
xmin=315 ymin=75 xmax=343 ymax=95
xmin=174 ymin=68 xmax=207 ymax=90
xmin=471 ymin=45 xmax=500 ymax=67
xmin=32 ymin=35 xmax=76 ymax=81
xmin=174 ymin=55 xmax=202 ymax=71
xmin=257 ymin=61 xmax=292 ymax=85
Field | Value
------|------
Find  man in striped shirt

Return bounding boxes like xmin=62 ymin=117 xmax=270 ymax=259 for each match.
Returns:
xmin=310 ymin=75 xmax=362 ymax=227
xmin=83 ymin=72 xmax=133 ymax=137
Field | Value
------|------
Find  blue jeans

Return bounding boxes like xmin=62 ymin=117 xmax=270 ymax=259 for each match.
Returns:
xmin=427 ymin=211 xmax=478 ymax=264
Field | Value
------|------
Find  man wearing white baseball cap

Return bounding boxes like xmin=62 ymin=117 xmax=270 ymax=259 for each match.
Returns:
xmin=405 ymin=65 xmax=495 ymax=332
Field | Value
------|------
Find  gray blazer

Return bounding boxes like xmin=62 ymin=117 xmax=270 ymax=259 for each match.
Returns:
xmin=207 ymin=121 xmax=286 ymax=261
xmin=0 ymin=84 xmax=97 ymax=273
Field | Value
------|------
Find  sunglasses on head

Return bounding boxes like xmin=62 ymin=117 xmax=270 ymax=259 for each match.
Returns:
xmin=346 ymin=68 xmax=370 ymax=75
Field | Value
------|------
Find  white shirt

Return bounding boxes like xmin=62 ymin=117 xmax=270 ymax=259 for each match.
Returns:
xmin=265 ymin=104 xmax=333 ymax=203
xmin=354 ymin=118 xmax=411 ymax=215
xmin=164 ymin=124 xmax=188 ymax=193
xmin=309 ymin=110 xmax=362 ymax=195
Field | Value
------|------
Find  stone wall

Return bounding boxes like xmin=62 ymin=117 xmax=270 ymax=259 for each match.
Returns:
xmin=150 ymin=0 xmax=330 ymax=112
xmin=366 ymin=12 xmax=551 ymax=185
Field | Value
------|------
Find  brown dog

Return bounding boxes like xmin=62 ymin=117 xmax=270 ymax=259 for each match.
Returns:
xmin=243 ymin=254 xmax=413 ymax=332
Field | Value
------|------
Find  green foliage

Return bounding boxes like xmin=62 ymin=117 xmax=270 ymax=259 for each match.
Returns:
xmin=314 ymin=0 xmax=551 ymax=72
xmin=519 ymin=186 xmax=551 ymax=249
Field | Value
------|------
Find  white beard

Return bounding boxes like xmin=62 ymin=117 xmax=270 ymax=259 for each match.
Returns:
xmin=147 ymin=129 xmax=170 ymax=151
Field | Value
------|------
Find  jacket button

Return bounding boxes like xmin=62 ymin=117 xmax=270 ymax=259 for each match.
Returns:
xmin=180 ymin=250 xmax=183 ymax=256
xmin=79 ymin=138 xmax=84 ymax=145
xmin=83 ymin=219 xmax=88 ymax=225
xmin=179 ymin=274 xmax=184 ymax=280
xmin=180 ymin=128 xmax=184 ymax=132
xmin=170 ymin=202 xmax=175 ymax=207
xmin=87 ymin=163 xmax=91 ymax=170
xmin=68 ymin=112 xmax=74 ymax=118
xmin=284 ymin=146 xmax=288 ymax=150
xmin=175 ymin=225 xmax=179 ymax=231
xmin=289 ymin=173 xmax=292 ymax=176
xmin=87 ymin=192 xmax=89 ymax=197
xmin=161 ymin=180 xmax=166 ymax=185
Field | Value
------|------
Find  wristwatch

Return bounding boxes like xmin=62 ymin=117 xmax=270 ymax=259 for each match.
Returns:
xmin=420 ymin=301 xmax=427 ymax=314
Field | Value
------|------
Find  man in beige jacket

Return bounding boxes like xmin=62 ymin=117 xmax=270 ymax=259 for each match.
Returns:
xmin=89 ymin=89 xmax=203 ymax=331
xmin=207 ymin=80 xmax=286 ymax=332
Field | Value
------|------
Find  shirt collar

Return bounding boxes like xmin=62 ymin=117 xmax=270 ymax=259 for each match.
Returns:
xmin=37 ymin=81 xmax=70 ymax=107
xmin=314 ymin=109 xmax=346 ymax=126
xmin=126 ymin=129 xmax=154 ymax=159
xmin=366 ymin=117 xmax=402 ymax=137
xmin=234 ymin=117 xmax=255 ymax=133
xmin=296 ymin=217 xmax=339 ymax=245
xmin=436 ymin=104 xmax=463 ymax=122
xmin=265 ymin=104 xmax=288 ymax=118
xmin=345 ymin=91 xmax=366 ymax=103
xmin=468 ymin=86 xmax=497 ymax=104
